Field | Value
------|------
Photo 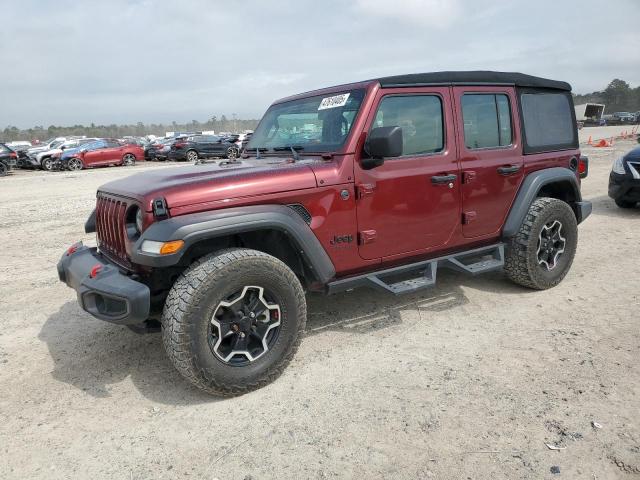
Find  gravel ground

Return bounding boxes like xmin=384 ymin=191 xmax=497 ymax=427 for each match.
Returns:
xmin=0 ymin=147 xmax=639 ymax=480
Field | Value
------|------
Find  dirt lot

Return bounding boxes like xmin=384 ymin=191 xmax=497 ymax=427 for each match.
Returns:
xmin=1 ymin=145 xmax=639 ymax=480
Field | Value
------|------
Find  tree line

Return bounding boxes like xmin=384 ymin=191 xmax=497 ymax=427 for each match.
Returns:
xmin=3 ymin=79 xmax=639 ymax=143
xmin=1 ymin=115 xmax=260 ymax=143
xmin=572 ymin=79 xmax=640 ymax=113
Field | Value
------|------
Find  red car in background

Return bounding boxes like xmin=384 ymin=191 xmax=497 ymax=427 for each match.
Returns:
xmin=61 ymin=139 xmax=144 ymax=170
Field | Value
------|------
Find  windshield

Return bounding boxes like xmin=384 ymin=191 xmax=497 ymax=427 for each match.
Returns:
xmin=247 ymin=89 xmax=365 ymax=153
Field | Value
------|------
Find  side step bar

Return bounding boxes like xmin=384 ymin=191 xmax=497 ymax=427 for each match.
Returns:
xmin=326 ymin=244 xmax=505 ymax=296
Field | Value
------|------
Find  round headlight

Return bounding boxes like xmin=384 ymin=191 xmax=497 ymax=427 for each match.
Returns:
xmin=135 ymin=207 xmax=144 ymax=233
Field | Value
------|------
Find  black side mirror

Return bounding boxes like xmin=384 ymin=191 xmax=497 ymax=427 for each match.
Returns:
xmin=362 ymin=126 xmax=403 ymax=170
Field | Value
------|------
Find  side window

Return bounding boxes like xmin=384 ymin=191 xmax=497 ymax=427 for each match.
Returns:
xmin=520 ymin=92 xmax=576 ymax=151
xmin=461 ymin=94 xmax=512 ymax=149
xmin=372 ymin=95 xmax=444 ymax=157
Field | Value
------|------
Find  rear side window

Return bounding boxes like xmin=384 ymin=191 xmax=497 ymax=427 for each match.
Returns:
xmin=461 ymin=94 xmax=512 ymax=149
xmin=372 ymin=95 xmax=444 ymax=157
xmin=520 ymin=92 xmax=576 ymax=152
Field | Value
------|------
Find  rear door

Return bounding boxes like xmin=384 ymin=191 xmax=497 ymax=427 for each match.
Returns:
xmin=354 ymin=87 xmax=461 ymax=260
xmin=452 ymin=87 xmax=523 ymax=238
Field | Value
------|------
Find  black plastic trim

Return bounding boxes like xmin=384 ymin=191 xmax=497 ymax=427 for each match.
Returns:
xmin=378 ymin=71 xmax=571 ymax=91
xmin=57 ymin=243 xmax=150 ymax=325
xmin=84 ymin=209 xmax=96 ymax=234
xmin=131 ymin=204 xmax=336 ymax=284
xmin=502 ymin=167 xmax=588 ymax=238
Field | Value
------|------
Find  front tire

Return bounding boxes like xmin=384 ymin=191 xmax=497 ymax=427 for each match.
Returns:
xmin=122 ymin=153 xmax=136 ymax=166
xmin=504 ymin=197 xmax=578 ymax=290
xmin=226 ymin=146 xmax=239 ymax=159
xmin=162 ymin=248 xmax=306 ymax=396
xmin=0 ymin=162 xmax=7 ymax=176
xmin=67 ymin=158 xmax=83 ymax=171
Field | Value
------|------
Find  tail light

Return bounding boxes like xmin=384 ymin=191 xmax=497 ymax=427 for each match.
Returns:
xmin=578 ymin=156 xmax=589 ymax=179
xmin=9 ymin=152 xmax=17 ymax=158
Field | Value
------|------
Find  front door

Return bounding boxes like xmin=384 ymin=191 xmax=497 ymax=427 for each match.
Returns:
xmin=452 ymin=87 xmax=524 ymax=238
xmin=355 ymin=88 xmax=461 ymax=260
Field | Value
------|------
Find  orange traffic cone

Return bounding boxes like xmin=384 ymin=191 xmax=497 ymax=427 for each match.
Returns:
xmin=587 ymin=135 xmax=592 ymax=145
xmin=595 ymin=139 xmax=609 ymax=147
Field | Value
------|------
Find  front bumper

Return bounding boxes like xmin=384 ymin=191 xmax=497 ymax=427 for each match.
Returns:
xmin=57 ymin=243 xmax=150 ymax=325
xmin=608 ymin=172 xmax=640 ymax=201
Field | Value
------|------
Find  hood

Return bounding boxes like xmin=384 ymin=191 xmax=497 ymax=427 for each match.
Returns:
xmin=99 ymin=157 xmax=322 ymax=211
xmin=28 ymin=145 xmax=51 ymax=154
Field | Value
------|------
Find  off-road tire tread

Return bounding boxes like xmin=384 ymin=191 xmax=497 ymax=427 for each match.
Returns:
xmin=504 ymin=197 xmax=576 ymax=290
xmin=162 ymin=248 xmax=306 ymax=396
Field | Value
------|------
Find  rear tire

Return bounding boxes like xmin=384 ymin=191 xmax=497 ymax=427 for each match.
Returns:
xmin=615 ymin=198 xmax=636 ymax=208
xmin=504 ymin=197 xmax=578 ymax=290
xmin=0 ymin=162 xmax=7 ymax=176
xmin=162 ymin=248 xmax=306 ymax=396
xmin=41 ymin=157 xmax=53 ymax=171
xmin=186 ymin=150 xmax=198 ymax=162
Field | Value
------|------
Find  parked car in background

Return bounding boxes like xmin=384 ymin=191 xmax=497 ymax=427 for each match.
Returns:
xmin=26 ymin=137 xmax=68 ymax=157
xmin=0 ymin=143 xmax=18 ymax=176
xmin=33 ymin=138 xmax=98 ymax=170
xmin=59 ymin=139 xmax=143 ymax=170
xmin=146 ymin=137 xmax=175 ymax=161
xmin=7 ymin=143 xmax=33 ymax=168
xmin=240 ymin=132 xmax=253 ymax=152
xmin=6 ymin=141 xmax=32 ymax=150
xmin=609 ymin=146 xmax=640 ymax=208
xmin=611 ymin=112 xmax=636 ymax=124
xmin=168 ymin=134 xmax=240 ymax=162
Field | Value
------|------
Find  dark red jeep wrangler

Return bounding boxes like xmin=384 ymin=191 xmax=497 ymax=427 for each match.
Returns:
xmin=58 ymin=71 xmax=591 ymax=395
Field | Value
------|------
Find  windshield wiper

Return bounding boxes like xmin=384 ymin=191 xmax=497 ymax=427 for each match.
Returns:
xmin=272 ymin=145 xmax=304 ymax=161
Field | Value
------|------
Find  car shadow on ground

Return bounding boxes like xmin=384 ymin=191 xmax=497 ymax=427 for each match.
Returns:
xmin=40 ymin=269 xmax=526 ymax=403
xmin=305 ymin=268 xmax=525 ymax=336
xmin=39 ymin=301 xmax=216 ymax=405
xmin=587 ymin=194 xmax=640 ymax=218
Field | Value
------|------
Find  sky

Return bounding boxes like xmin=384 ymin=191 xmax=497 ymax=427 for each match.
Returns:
xmin=1 ymin=0 xmax=639 ymax=129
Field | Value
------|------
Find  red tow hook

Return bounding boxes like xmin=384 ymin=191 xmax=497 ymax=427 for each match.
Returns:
xmin=66 ymin=244 xmax=80 ymax=256
xmin=89 ymin=264 xmax=102 ymax=279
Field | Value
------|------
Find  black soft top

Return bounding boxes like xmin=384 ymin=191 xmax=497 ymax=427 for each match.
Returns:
xmin=378 ymin=71 xmax=571 ymax=91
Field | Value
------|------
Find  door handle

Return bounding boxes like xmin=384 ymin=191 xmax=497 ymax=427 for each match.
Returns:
xmin=431 ymin=174 xmax=457 ymax=184
xmin=497 ymin=165 xmax=521 ymax=175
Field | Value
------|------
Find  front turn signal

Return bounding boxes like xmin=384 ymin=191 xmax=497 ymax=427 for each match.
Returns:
xmin=159 ymin=240 xmax=184 ymax=255
xmin=141 ymin=239 xmax=184 ymax=255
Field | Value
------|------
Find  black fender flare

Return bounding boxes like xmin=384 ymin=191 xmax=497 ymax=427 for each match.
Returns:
xmin=130 ymin=204 xmax=336 ymax=284
xmin=502 ymin=167 xmax=590 ymax=238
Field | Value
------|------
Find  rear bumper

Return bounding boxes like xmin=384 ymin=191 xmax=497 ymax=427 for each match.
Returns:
xmin=57 ymin=243 xmax=150 ymax=325
xmin=608 ymin=172 xmax=640 ymax=201
xmin=575 ymin=200 xmax=592 ymax=224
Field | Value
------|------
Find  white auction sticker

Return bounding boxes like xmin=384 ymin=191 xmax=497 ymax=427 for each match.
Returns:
xmin=318 ymin=93 xmax=350 ymax=110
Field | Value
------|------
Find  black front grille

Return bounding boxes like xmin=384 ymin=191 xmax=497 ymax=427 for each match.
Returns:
xmin=95 ymin=193 xmax=131 ymax=267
